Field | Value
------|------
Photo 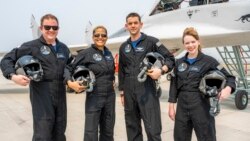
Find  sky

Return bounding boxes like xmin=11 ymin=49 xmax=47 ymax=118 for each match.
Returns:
xmin=0 ymin=0 xmax=155 ymax=52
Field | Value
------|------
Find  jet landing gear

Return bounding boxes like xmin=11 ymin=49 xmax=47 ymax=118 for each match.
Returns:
xmin=235 ymin=90 xmax=248 ymax=110
xmin=216 ymin=45 xmax=250 ymax=110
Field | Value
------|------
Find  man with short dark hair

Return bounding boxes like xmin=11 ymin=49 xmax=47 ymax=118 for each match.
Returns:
xmin=0 ymin=14 xmax=70 ymax=141
xmin=118 ymin=12 xmax=175 ymax=141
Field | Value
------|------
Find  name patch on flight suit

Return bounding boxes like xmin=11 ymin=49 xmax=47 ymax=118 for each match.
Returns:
xmin=135 ymin=46 xmax=144 ymax=52
xmin=40 ymin=45 xmax=51 ymax=55
xmin=178 ymin=63 xmax=188 ymax=72
xmin=188 ymin=66 xmax=201 ymax=72
xmin=105 ymin=55 xmax=113 ymax=61
xmin=57 ymin=53 xmax=66 ymax=59
xmin=93 ymin=53 xmax=102 ymax=61
xmin=125 ymin=44 xmax=131 ymax=53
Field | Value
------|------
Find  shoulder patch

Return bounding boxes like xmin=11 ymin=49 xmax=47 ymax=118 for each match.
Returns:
xmin=156 ymin=41 xmax=162 ymax=47
xmin=217 ymin=64 xmax=224 ymax=70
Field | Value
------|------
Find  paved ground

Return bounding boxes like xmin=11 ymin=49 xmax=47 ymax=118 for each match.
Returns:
xmin=0 ymin=73 xmax=250 ymax=141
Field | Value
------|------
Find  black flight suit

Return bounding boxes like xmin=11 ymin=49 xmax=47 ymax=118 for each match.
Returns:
xmin=118 ymin=33 xmax=175 ymax=141
xmin=0 ymin=36 xmax=70 ymax=141
xmin=168 ymin=52 xmax=236 ymax=141
xmin=65 ymin=45 xmax=116 ymax=141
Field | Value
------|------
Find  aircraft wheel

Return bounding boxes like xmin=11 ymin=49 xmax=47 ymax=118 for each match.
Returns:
xmin=235 ymin=90 xmax=248 ymax=110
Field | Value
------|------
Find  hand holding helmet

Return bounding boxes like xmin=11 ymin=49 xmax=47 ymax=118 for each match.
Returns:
xmin=138 ymin=52 xmax=165 ymax=82
xmin=67 ymin=80 xmax=86 ymax=93
xmin=10 ymin=74 xmax=30 ymax=86
xmin=147 ymin=68 xmax=162 ymax=80
xmin=137 ymin=52 xmax=165 ymax=98
xmin=219 ymin=86 xmax=232 ymax=101
xmin=199 ymin=70 xmax=226 ymax=116
xmin=15 ymin=55 xmax=43 ymax=82
xmin=71 ymin=65 xmax=95 ymax=93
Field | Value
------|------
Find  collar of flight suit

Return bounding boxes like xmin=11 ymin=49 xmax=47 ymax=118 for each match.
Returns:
xmin=126 ymin=32 xmax=147 ymax=44
xmin=39 ymin=35 xmax=60 ymax=46
xmin=183 ymin=51 xmax=205 ymax=64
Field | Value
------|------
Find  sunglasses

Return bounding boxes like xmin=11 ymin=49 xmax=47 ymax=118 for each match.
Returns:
xmin=43 ymin=25 xmax=59 ymax=31
xmin=94 ymin=34 xmax=107 ymax=38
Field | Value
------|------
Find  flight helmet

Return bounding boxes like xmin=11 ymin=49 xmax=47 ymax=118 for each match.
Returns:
xmin=72 ymin=65 xmax=95 ymax=92
xmin=138 ymin=52 xmax=165 ymax=82
xmin=15 ymin=55 xmax=43 ymax=82
xmin=199 ymin=70 xmax=226 ymax=96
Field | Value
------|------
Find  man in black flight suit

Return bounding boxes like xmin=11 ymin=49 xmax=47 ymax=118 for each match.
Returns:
xmin=118 ymin=12 xmax=175 ymax=141
xmin=0 ymin=14 xmax=70 ymax=141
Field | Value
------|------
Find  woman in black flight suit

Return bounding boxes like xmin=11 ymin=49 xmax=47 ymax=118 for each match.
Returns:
xmin=66 ymin=25 xmax=115 ymax=141
xmin=168 ymin=27 xmax=236 ymax=141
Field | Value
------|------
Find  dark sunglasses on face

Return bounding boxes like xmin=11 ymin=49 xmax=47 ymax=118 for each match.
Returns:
xmin=43 ymin=25 xmax=59 ymax=31
xmin=94 ymin=34 xmax=107 ymax=38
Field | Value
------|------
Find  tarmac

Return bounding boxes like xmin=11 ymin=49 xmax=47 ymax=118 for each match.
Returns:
xmin=0 ymin=73 xmax=250 ymax=141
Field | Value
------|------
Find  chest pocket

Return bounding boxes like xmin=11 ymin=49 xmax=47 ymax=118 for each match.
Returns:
xmin=57 ymin=53 xmax=66 ymax=59
xmin=188 ymin=66 xmax=201 ymax=73
xmin=88 ymin=54 xmax=103 ymax=74
xmin=89 ymin=53 xmax=113 ymax=75
xmin=104 ymin=54 xmax=115 ymax=71
xmin=176 ymin=65 xmax=201 ymax=89
xmin=187 ymin=65 xmax=202 ymax=78
xmin=56 ymin=52 xmax=68 ymax=65
xmin=105 ymin=54 xmax=113 ymax=61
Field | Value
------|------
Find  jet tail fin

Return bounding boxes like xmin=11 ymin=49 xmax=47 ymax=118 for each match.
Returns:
xmin=30 ymin=14 xmax=42 ymax=39
xmin=84 ymin=21 xmax=93 ymax=47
